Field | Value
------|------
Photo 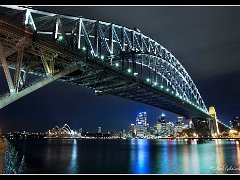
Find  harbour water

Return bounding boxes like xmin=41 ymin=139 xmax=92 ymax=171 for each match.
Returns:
xmin=8 ymin=139 xmax=240 ymax=174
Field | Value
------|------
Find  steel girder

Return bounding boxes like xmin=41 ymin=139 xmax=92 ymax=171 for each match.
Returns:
xmin=0 ymin=6 xmax=209 ymax=118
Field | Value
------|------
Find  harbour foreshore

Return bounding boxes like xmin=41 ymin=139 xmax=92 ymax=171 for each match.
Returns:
xmin=0 ymin=137 xmax=7 ymax=174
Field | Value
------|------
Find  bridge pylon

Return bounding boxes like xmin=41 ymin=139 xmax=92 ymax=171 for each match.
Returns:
xmin=208 ymin=106 xmax=220 ymax=137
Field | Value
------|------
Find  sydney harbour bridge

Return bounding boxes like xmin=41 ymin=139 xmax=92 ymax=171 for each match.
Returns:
xmin=0 ymin=6 xmax=229 ymax=137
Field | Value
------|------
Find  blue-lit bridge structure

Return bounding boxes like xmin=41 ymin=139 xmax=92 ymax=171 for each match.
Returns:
xmin=0 ymin=6 xmax=229 ymax=137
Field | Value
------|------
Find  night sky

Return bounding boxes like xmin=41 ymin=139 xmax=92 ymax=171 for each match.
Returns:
xmin=1 ymin=6 xmax=240 ymax=133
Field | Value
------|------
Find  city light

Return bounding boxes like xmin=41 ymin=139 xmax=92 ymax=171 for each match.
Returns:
xmin=160 ymin=85 xmax=163 ymax=89
xmin=153 ymin=82 xmax=158 ymax=86
xmin=146 ymin=78 xmax=150 ymax=82
xmin=166 ymin=88 xmax=169 ymax=92
xmin=100 ymin=55 xmax=104 ymax=60
xmin=82 ymin=47 xmax=86 ymax=51
xmin=58 ymin=35 xmax=63 ymax=41
xmin=133 ymin=72 xmax=138 ymax=76
xmin=127 ymin=68 xmax=132 ymax=73
xmin=115 ymin=63 xmax=119 ymax=67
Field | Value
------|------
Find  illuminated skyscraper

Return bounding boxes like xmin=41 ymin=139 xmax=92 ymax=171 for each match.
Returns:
xmin=189 ymin=119 xmax=193 ymax=129
xmin=160 ymin=112 xmax=166 ymax=136
xmin=175 ymin=116 xmax=184 ymax=133
xmin=98 ymin=127 xmax=102 ymax=133
xmin=136 ymin=111 xmax=147 ymax=138
xmin=177 ymin=116 xmax=184 ymax=124
xmin=154 ymin=118 xmax=162 ymax=136
xmin=166 ymin=122 xmax=175 ymax=135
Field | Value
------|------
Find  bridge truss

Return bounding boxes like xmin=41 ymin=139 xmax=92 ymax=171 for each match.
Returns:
xmin=0 ymin=6 xmax=222 ymax=136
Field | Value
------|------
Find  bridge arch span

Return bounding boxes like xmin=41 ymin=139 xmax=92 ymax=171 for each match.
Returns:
xmin=0 ymin=6 xmax=209 ymax=121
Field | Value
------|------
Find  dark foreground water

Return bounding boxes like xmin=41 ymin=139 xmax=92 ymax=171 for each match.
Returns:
xmin=9 ymin=139 xmax=240 ymax=174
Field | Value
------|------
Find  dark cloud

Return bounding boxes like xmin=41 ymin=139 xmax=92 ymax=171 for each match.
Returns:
xmin=1 ymin=6 xmax=240 ymax=132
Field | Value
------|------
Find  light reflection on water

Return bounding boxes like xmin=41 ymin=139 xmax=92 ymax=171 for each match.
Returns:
xmin=130 ymin=139 xmax=150 ymax=174
xmin=10 ymin=139 xmax=240 ymax=174
xmin=68 ymin=139 xmax=78 ymax=173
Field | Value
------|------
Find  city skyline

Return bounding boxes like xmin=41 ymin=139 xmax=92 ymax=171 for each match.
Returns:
xmin=2 ymin=110 xmax=188 ymax=133
xmin=0 ymin=6 xmax=240 ymax=132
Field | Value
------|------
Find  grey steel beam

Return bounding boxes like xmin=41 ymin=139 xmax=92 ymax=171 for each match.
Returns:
xmin=0 ymin=41 xmax=15 ymax=93
xmin=0 ymin=66 xmax=79 ymax=109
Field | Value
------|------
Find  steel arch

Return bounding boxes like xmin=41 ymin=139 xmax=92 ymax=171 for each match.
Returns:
xmin=0 ymin=6 xmax=208 ymax=116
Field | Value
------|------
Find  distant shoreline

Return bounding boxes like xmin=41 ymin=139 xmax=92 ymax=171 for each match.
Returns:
xmin=6 ymin=136 xmax=240 ymax=140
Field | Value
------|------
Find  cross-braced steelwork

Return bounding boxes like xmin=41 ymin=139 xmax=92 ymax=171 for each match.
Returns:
xmin=0 ymin=6 xmax=228 ymax=136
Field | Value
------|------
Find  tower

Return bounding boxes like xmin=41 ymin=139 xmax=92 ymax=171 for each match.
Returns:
xmin=136 ymin=111 xmax=147 ymax=138
xmin=154 ymin=117 xmax=162 ymax=136
xmin=177 ymin=116 xmax=184 ymax=124
xmin=209 ymin=106 xmax=220 ymax=136
xmin=160 ymin=112 xmax=166 ymax=136
xmin=98 ymin=127 xmax=102 ymax=133
xmin=232 ymin=117 xmax=240 ymax=131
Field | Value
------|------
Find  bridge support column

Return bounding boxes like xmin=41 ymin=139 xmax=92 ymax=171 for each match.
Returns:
xmin=209 ymin=106 xmax=220 ymax=136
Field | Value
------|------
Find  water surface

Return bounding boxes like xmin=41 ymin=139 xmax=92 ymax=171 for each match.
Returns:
xmin=10 ymin=139 xmax=240 ymax=174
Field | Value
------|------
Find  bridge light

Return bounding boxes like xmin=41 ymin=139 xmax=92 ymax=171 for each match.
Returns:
xmin=100 ymin=55 xmax=104 ymax=60
xmin=146 ymin=78 xmax=150 ymax=82
xmin=82 ymin=47 xmax=86 ymax=51
xmin=127 ymin=68 xmax=132 ymax=73
xmin=58 ymin=35 xmax=63 ymax=41
xmin=133 ymin=72 xmax=138 ymax=76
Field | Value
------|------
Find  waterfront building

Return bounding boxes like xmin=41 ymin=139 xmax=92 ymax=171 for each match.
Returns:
xmin=177 ymin=116 xmax=184 ymax=125
xmin=120 ymin=129 xmax=126 ymax=139
xmin=154 ymin=117 xmax=162 ymax=136
xmin=129 ymin=124 xmax=136 ymax=138
xmin=46 ymin=124 xmax=72 ymax=138
xmin=232 ymin=117 xmax=240 ymax=131
xmin=150 ymin=127 xmax=154 ymax=135
xmin=136 ymin=111 xmax=148 ymax=138
xmin=79 ymin=128 xmax=82 ymax=135
xmin=98 ymin=127 xmax=102 ymax=133
xmin=160 ymin=113 xmax=167 ymax=136
xmin=189 ymin=119 xmax=194 ymax=129
xmin=175 ymin=121 xmax=183 ymax=133
xmin=166 ymin=122 xmax=175 ymax=136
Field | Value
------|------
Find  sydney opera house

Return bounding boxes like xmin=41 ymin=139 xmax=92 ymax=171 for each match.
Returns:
xmin=46 ymin=124 xmax=74 ymax=138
